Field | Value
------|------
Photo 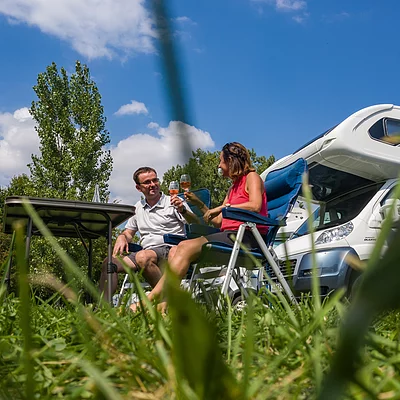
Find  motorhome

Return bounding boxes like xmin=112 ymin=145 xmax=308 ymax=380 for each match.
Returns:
xmin=262 ymin=104 xmax=400 ymax=297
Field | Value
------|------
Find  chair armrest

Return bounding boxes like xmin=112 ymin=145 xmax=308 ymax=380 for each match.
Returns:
xmin=187 ymin=224 xmax=221 ymax=237
xmin=128 ymin=243 xmax=143 ymax=252
xmin=163 ymin=233 xmax=187 ymax=245
xmin=222 ymin=207 xmax=285 ymax=227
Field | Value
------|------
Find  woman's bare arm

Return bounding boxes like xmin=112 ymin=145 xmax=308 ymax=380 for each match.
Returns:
xmin=229 ymin=172 xmax=265 ymax=212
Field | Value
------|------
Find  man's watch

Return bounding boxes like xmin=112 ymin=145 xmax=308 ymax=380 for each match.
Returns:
xmin=225 ymin=203 xmax=231 ymax=208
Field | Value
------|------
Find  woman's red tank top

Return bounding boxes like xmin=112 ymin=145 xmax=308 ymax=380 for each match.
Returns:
xmin=220 ymin=173 xmax=268 ymax=235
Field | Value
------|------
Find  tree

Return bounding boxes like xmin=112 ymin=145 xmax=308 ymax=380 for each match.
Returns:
xmin=162 ymin=148 xmax=275 ymax=208
xmin=29 ymin=61 xmax=112 ymax=201
xmin=0 ymin=62 xmax=113 ymax=298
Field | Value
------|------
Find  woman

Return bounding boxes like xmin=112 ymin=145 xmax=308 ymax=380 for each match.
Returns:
xmin=131 ymin=142 xmax=267 ymax=312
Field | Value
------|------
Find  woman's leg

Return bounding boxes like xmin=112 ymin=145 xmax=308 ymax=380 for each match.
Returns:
xmin=169 ymin=236 xmax=208 ymax=278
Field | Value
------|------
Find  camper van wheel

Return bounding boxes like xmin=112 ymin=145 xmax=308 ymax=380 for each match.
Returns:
xmin=347 ymin=272 xmax=363 ymax=301
xmin=232 ymin=295 xmax=247 ymax=311
xmin=231 ymin=289 xmax=257 ymax=310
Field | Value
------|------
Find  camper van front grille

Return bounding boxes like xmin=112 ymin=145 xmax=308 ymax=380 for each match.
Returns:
xmin=266 ymin=259 xmax=297 ymax=281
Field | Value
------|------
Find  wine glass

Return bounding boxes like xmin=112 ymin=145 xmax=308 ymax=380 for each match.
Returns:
xmin=180 ymin=174 xmax=191 ymax=191
xmin=168 ymin=181 xmax=179 ymax=196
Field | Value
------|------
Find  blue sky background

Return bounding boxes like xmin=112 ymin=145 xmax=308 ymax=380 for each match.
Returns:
xmin=0 ymin=0 xmax=399 ymax=203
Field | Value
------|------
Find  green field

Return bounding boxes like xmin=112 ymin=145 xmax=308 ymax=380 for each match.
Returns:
xmin=2 ymin=200 xmax=400 ymax=399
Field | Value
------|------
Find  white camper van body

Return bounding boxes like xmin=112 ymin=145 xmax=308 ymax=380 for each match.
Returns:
xmin=262 ymin=104 xmax=400 ymax=296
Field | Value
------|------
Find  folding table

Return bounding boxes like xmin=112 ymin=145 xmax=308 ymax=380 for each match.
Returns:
xmin=3 ymin=196 xmax=135 ymax=302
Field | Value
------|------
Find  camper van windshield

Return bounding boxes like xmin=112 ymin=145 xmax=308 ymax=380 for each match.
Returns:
xmin=293 ymin=181 xmax=385 ymax=238
xmin=293 ymin=126 xmax=337 ymax=154
xmin=307 ymin=163 xmax=374 ymax=202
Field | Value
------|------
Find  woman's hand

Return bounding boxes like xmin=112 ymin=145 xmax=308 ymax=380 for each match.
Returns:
xmin=203 ymin=206 xmax=223 ymax=223
xmin=183 ymin=191 xmax=203 ymax=207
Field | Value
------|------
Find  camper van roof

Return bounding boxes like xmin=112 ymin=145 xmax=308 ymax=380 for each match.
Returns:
xmin=262 ymin=104 xmax=400 ymax=182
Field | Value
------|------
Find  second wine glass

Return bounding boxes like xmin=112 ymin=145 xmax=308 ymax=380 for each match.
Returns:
xmin=180 ymin=174 xmax=191 ymax=191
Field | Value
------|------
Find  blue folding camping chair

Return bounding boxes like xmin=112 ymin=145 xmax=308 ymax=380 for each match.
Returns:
xmin=193 ymin=158 xmax=307 ymax=305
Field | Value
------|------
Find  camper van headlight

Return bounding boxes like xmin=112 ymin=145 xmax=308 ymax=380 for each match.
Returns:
xmin=315 ymin=221 xmax=354 ymax=245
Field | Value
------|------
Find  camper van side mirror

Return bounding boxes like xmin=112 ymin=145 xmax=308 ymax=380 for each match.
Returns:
xmin=379 ymin=198 xmax=400 ymax=222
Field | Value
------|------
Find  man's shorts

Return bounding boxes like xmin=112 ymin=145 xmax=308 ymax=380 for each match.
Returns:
xmin=127 ymin=245 xmax=171 ymax=269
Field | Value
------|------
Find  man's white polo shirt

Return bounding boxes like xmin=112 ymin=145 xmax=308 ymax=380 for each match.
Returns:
xmin=125 ymin=193 xmax=190 ymax=249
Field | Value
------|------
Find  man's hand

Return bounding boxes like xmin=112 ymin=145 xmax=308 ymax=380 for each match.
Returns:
xmin=170 ymin=195 xmax=186 ymax=214
xmin=113 ymin=234 xmax=129 ymax=256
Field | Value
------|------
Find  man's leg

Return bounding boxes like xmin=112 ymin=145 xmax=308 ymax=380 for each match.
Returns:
xmin=133 ymin=249 xmax=163 ymax=288
xmin=99 ymin=255 xmax=137 ymax=300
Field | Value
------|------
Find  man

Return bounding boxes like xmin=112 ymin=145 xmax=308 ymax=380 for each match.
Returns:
xmin=99 ymin=166 xmax=197 ymax=300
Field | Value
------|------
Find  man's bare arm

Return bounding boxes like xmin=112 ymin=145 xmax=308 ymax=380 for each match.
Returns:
xmin=113 ymin=228 xmax=137 ymax=256
xmin=181 ymin=210 xmax=200 ymax=224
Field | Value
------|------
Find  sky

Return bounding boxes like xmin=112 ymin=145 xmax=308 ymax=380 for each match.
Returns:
xmin=0 ymin=0 xmax=399 ymax=205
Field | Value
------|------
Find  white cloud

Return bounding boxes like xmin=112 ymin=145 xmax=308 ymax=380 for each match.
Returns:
xmin=0 ymin=108 xmax=39 ymax=186
xmin=252 ymin=0 xmax=307 ymax=12
xmin=0 ymin=0 xmax=156 ymax=59
xmin=174 ymin=16 xmax=197 ymax=25
xmin=114 ymin=100 xmax=149 ymax=116
xmin=292 ymin=12 xmax=309 ymax=23
xmin=147 ymin=122 xmax=159 ymax=129
xmin=0 ymin=108 xmax=215 ymax=206
xmin=276 ymin=0 xmax=306 ymax=11
xmin=109 ymin=121 xmax=215 ymax=204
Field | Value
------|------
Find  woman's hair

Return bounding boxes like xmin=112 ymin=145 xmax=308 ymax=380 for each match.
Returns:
xmin=221 ymin=142 xmax=255 ymax=179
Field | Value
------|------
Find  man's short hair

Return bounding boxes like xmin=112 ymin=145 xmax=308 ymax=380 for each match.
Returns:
xmin=133 ymin=167 xmax=157 ymax=184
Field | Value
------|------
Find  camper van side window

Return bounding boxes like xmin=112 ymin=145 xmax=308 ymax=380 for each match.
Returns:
xmin=369 ymin=118 xmax=400 ymax=145
xmin=369 ymin=119 xmax=385 ymax=141
xmin=385 ymin=119 xmax=400 ymax=143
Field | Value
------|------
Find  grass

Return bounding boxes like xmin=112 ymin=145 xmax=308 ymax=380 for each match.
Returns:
xmin=2 ymin=199 xmax=400 ymax=399
xmin=2 ymin=284 xmax=400 ymax=399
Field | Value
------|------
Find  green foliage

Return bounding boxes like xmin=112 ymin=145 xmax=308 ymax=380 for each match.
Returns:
xmin=1 ymin=61 xmax=113 ymax=296
xmin=29 ymin=61 xmax=112 ymax=201
xmin=161 ymin=148 xmax=275 ymax=208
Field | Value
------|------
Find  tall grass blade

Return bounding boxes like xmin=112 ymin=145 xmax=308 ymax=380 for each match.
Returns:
xmin=14 ymin=220 xmax=35 ymax=397
xmin=242 ymin=295 xmax=254 ymax=399
xmin=123 ymin=263 xmax=172 ymax=348
xmin=78 ymin=359 xmax=124 ymax=400
xmin=165 ymin=268 xmax=243 ymax=399
xmin=150 ymin=0 xmax=193 ymax=161
xmin=302 ymin=173 xmax=320 ymax=310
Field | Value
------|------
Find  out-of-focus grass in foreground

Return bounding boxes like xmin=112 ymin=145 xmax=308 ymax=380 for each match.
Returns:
xmin=1 ymin=199 xmax=400 ymax=399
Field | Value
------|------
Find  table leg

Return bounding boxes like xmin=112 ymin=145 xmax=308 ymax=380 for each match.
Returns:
xmin=25 ymin=217 xmax=33 ymax=264
xmin=107 ymin=220 xmax=113 ymax=304
xmin=88 ymin=239 xmax=93 ymax=281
